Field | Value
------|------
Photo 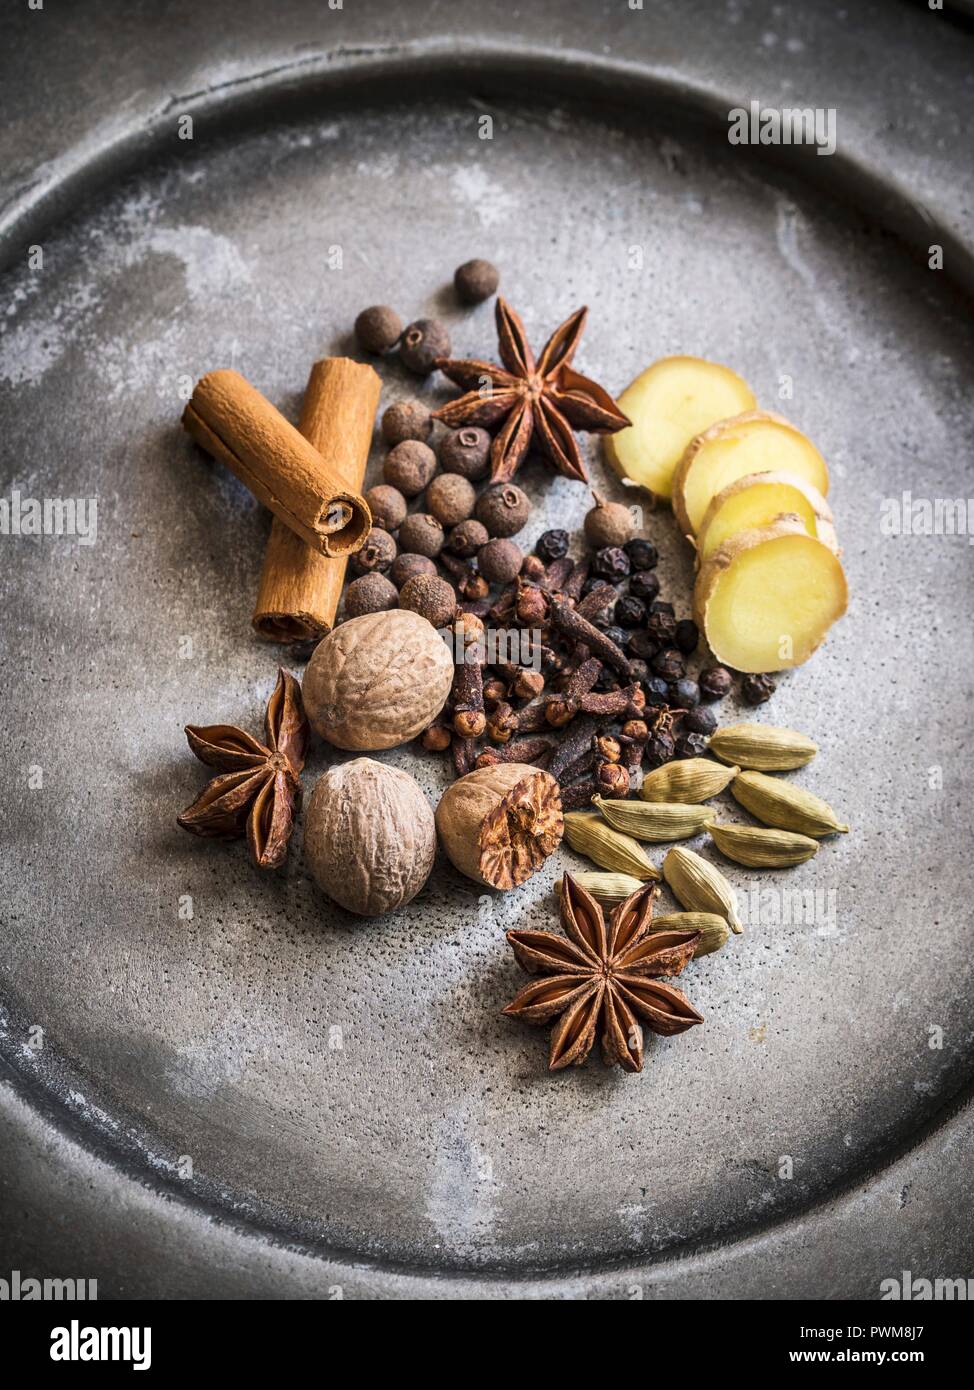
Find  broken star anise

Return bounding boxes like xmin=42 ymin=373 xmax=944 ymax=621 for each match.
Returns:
xmin=502 ymin=875 xmax=703 ymax=1072
xmin=432 ymin=298 xmax=630 ymax=484
xmin=176 ymin=668 xmax=309 ymax=870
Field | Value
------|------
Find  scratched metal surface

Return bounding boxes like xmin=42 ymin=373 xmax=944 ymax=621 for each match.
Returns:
xmin=0 ymin=1 xmax=972 ymax=1297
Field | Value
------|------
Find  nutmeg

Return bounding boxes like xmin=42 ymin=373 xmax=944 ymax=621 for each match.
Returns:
xmin=303 ymin=609 xmax=453 ymax=749
xmin=475 ymin=483 xmax=531 ymax=538
xmin=434 ymin=763 xmax=564 ymax=890
xmin=304 ymin=759 xmax=436 ymax=916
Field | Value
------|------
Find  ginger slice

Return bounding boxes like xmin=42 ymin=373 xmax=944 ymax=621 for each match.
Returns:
xmin=672 ymin=410 xmax=830 ymax=536
xmin=693 ymin=516 xmax=848 ymax=672
xmin=696 ymin=469 xmax=837 ymax=563
xmin=604 ymin=356 xmax=755 ymax=501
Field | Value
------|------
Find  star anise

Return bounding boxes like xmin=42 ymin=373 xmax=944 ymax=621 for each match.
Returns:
xmin=502 ymin=875 xmax=703 ymax=1072
xmin=176 ymin=668 xmax=309 ymax=870
xmin=432 ymin=298 xmax=630 ymax=484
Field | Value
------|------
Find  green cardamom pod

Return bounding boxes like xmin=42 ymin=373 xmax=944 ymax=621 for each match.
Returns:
xmin=554 ymin=872 xmax=647 ymax=905
xmin=662 ymin=846 xmax=743 ymax=933
xmin=640 ymin=758 xmax=740 ymax=804
xmin=732 ymin=770 xmax=849 ymax=837
xmin=709 ymin=723 xmax=817 ymax=772
xmin=563 ymin=812 xmax=660 ymax=880
xmin=650 ymin=912 xmax=731 ymax=957
xmin=709 ymin=822 xmax=819 ymax=868
xmin=593 ymin=795 xmax=714 ymax=842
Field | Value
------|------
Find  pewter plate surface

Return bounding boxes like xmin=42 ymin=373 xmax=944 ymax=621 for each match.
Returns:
xmin=1 ymin=14 xmax=972 ymax=1292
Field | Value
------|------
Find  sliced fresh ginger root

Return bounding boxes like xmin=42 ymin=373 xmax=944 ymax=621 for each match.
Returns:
xmin=672 ymin=411 xmax=830 ymax=536
xmin=693 ymin=515 xmax=848 ymax=671
xmin=604 ymin=356 xmax=755 ymax=501
xmin=696 ymin=470 xmax=837 ymax=563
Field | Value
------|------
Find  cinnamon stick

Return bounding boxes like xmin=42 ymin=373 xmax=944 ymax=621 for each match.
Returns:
xmin=182 ymin=367 xmax=374 ymax=557
xmin=251 ymin=359 xmax=381 ymax=641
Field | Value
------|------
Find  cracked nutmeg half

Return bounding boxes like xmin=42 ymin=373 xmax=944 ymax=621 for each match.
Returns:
xmin=434 ymin=762 xmax=564 ymax=890
xmin=431 ymin=298 xmax=630 ymax=484
xmin=502 ymin=875 xmax=703 ymax=1072
xmin=176 ymin=668 xmax=309 ymax=870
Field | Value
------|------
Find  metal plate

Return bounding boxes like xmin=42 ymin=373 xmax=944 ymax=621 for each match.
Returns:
xmin=1 ymin=1 xmax=972 ymax=1298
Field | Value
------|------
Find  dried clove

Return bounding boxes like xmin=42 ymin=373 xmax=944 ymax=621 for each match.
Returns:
xmin=550 ymin=597 xmax=632 ymax=679
xmin=548 ymin=715 xmax=600 ymax=781
xmin=545 ymin=657 xmax=603 ymax=726
xmin=474 ymin=734 xmax=556 ymax=769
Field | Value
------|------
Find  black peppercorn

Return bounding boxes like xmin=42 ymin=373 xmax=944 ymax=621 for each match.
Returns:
xmin=582 ymin=575 xmax=612 ymax=597
xmin=594 ymin=667 xmax=620 ymax=692
xmin=629 ymin=570 xmax=661 ymax=602
xmin=399 ymin=318 xmax=451 ymax=375
xmin=674 ymin=619 xmax=699 ymax=655
xmin=642 ymin=675 xmax=670 ymax=707
xmin=651 ymin=647 xmax=686 ymax=681
xmin=535 ymin=529 xmax=570 ymax=562
xmin=741 ymin=672 xmax=777 ymax=705
xmin=629 ymin=658 xmax=651 ymax=685
xmin=628 ymin=630 xmax=660 ymax=661
xmin=602 ymin=625 xmax=631 ymax=651
xmin=683 ymin=704 xmax=718 ymax=736
xmin=646 ymin=609 xmax=677 ymax=644
xmin=668 ymin=678 xmax=700 ymax=709
xmin=645 ymin=730 xmax=676 ymax=768
xmin=675 ymin=730 xmax=710 ymax=759
xmin=613 ymin=594 xmax=646 ymax=628
xmin=698 ymin=665 xmax=734 ymax=701
xmin=624 ymin=537 xmax=659 ymax=571
xmin=439 ymin=426 xmax=491 ymax=480
xmin=592 ymin=546 xmax=631 ymax=581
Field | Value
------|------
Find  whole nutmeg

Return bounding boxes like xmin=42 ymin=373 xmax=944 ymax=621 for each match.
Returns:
xmin=304 ymin=610 xmax=454 ymax=749
xmin=475 ymin=483 xmax=531 ymax=538
xmin=478 ymin=537 xmax=522 ymax=584
xmin=304 ymin=759 xmax=435 ymax=916
xmin=349 ymin=526 xmax=397 ymax=575
xmin=364 ymin=484 xmax=407 ymax=532
xmin=390 ymin=552 xmax=438 ymax=589
xmin=434 ymin=763 xmax=563 ymax=889
xmin=583 ymin=492 xmax=635 ymax=549
xmin=399 ymin=317 xmax=451 ymax=375
xmin=398 ymin=512 xmax=445 ymax=558
xmin=354 ymin=305 xmax=402 ymax=355
xmin=381 ymin=399 xmax=432 ymax=445
xmin=447 ymin=517 xmax=489 ymax=558
xmin=383 ymin=440 xmax=437 ymax=497
xmin=426 ymin=473 xmax=476 ymax=528
xmin=454 ymin=258 xmax=500 ymax=305
xmin=400 ymin=573 xmax=457 ymax=628
xmin=439 ymin=427 xmax=491 ymax=480
xmin=343 ymin=572 xmax=399 ymax=618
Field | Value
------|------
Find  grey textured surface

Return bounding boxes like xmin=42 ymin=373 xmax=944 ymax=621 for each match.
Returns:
xmin=1 ymin=0 xmax=972 ymax=1297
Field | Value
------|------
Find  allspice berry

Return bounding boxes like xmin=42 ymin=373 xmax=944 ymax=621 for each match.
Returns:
xmin=397 ymin=512 xmax=445 ymax=558
xmin=384 ymin=440 xmax=437 ymax=497
xmin=399 ymin=318 xmax=451 ymax=375
xmin=439 ymin=426 xmax=491 ymax=480
xmin=364 ymin=484 xmax=407 ymax=532
xmin=381 ymin=399 xmax=432 ymax=445
xmin=454 ymin=258 xmax=500 ymax=305
xmin=478 ymin=537 xmax=522 ymax=584
xmin=390 ymin=552 xmax=437 ymax=589
xmin=400 ymin=573 xmax=457 ymax=628
xmin=426 ymin=473 xmax=476 ymax=528
xmin=354 ymin=305 xmax=402 ymax=354
xmin=349 ymin=526 xmax=397 ymax=576
xmin=448 ymin=517 xmax=489 ymax=558
xmin=475 ymin=483 xmax=531 ymax=538
xmin=344 ymin=572 xmax=399 ymax=618
xmin=583 ymin=492 xmax=635 ymax=549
